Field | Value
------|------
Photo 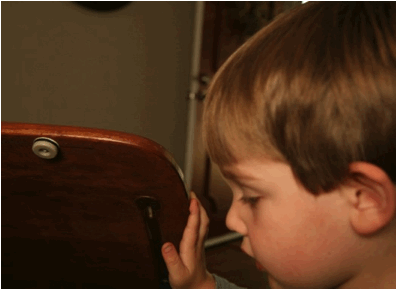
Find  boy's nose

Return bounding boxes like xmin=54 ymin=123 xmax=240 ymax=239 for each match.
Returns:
xmin=225 ymin=200 xmax=247 ymax=235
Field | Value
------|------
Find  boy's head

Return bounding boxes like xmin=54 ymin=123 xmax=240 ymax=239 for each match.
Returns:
xmin=202 ymin=2 xmax=395 ymax=288
xmin=203 ymin=1 xmax=395 ymax=194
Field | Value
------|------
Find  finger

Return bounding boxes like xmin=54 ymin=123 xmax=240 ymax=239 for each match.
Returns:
xmin=161 ymin=242 xmax=188 ymax=283
xmin=195 ymin=196 xmax=210 ymax=252
xmin=190 ymin=192 xmax=209 ymax=237
xmin=190 ymin=191 xmax=198 ymax=199
xmin=179 ymin=196 xmax=200 ymax=262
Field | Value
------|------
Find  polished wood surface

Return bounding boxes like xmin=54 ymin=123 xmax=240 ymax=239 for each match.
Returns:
xmin=2 ymin=122 xmax=189 ymax=288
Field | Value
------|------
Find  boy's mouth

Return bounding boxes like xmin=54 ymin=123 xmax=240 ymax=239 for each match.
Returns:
xmin=255 ymin=261 xmax=266 ymax=271
xmin=240 ymin=244 xmax=265 ymax=271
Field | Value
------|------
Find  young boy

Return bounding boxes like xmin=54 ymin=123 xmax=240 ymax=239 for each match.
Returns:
xmin=162 ymin=2 xmax=396 ymax=288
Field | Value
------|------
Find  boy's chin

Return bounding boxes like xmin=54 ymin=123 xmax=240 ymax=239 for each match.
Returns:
xmin=267 ymin=275 xmax=284 ymax=289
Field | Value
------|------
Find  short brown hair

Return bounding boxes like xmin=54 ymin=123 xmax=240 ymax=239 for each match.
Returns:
xmin=202 ymin=2 xmax=396 ymax=193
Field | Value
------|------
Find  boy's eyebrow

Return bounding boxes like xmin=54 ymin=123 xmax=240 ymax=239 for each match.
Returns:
xmin=220 ymin=168 xmax=256 ymax=181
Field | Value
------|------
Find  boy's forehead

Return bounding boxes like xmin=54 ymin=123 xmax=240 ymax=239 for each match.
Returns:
xmin=220 ymin=166 xmax=254 ymax=181
xmin=219 ymin=158 xmax=282 ymax=181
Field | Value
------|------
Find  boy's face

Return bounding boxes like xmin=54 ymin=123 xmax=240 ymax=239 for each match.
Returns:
xmin=221 ymin=158 xmax=363 ymax=288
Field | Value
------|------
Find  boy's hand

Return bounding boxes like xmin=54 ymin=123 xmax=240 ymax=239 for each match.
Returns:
xmin=161 ymin=192 xmax=216 ymax=289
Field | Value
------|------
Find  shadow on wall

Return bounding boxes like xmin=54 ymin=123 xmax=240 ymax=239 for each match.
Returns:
xmin=74 ymin=2 xmax=132 ymax=12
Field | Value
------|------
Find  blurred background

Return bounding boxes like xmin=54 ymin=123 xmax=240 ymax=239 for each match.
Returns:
xmin=2 ymin=2 xmax=302 ymax=288
xmin=2 ymin=1 xmax=194 ymax=169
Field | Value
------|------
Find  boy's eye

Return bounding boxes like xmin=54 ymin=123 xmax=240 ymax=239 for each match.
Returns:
xmin=240 ymin=196 xmax=260 ymax=208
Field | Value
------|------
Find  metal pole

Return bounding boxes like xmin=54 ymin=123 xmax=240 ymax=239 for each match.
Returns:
xmin=184 ymin=1 xmax=205 ymax=192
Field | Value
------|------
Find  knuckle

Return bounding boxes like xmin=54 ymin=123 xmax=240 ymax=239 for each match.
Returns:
xmin=168 ymin=255 xmax=180 ymax=266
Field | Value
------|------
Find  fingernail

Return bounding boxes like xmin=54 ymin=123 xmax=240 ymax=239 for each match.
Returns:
xmin=163 ymin=243 xmax=173 ymax=253
xmin=190 ymin=198 xmax=196 ymax=212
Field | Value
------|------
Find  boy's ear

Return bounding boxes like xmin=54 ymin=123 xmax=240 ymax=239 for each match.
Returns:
xmin=344 ymin=162 xmax=396 ymax=235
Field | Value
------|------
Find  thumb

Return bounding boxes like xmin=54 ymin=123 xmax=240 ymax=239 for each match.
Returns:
xmin=161 ymin=243 xmax=188 ymax=281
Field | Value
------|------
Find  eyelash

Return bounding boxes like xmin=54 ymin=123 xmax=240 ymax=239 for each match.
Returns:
xmin=240 ymin=196 xmax=260 ymax=208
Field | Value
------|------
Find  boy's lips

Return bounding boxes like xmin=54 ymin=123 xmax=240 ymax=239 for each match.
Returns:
xmin=255 ymin=260 xmax=266 ymax=271
xmin=240 ymin=247 xmax=266 ymax=271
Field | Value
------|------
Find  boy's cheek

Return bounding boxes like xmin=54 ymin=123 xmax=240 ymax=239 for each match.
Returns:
xmin=262 ymin=231 xmax=355 ymax=286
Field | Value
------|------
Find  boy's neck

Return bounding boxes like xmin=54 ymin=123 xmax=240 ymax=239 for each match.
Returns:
xmin=339 ymin=235 xmax=396 ymax=289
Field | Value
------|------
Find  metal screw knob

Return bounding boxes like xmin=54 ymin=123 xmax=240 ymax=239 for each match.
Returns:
xmin=32 ymin=137 xmax=59 ymax=159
